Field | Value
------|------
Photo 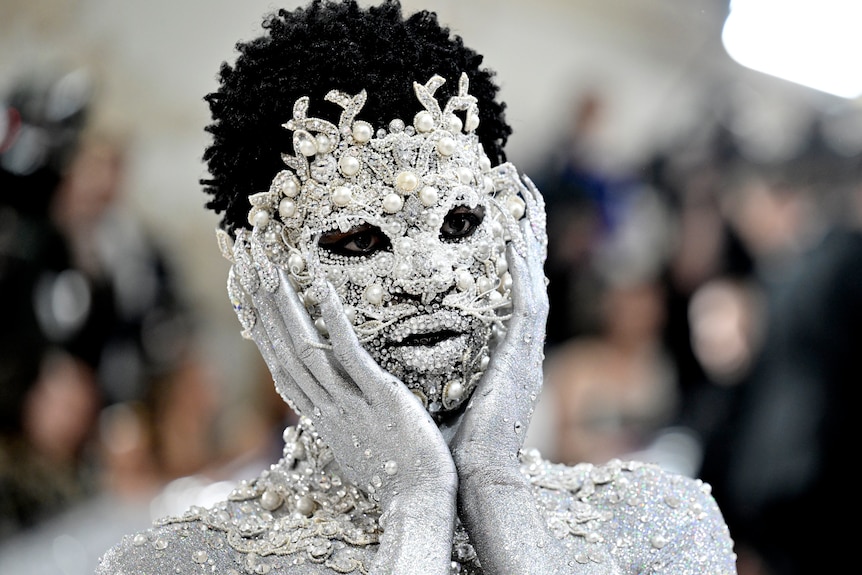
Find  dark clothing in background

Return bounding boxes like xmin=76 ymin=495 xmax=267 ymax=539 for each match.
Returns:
xmin=700 ymin=228 xmax=861 ymax=575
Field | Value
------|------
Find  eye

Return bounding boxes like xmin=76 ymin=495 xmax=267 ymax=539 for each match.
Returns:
xmin=318 ymin=223 xmax=391 ymax=256
xmin=441 ymin=205 xmax=485 ymax=240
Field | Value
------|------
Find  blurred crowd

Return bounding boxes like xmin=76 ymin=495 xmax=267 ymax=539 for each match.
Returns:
xmin=1 ymin=68 xmax=858 ymax=575
xmin=526 ymin=89 xmax=860 ymax=575
xmin=0 ymin=69 xmax=295 ymax=574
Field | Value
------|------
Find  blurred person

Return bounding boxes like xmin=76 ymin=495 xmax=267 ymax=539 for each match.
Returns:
xmin=537 ymin=270 xmax=679 ymax=467
xmin=534 ymin=90 xmax=641 ymax=347
xmin=0 ymin=67 xmax=104 ymax=542
xmin=0 ymin=66 xmax=230 ymax=572
xmin=0 ymin=253 xmax=102 ymax=542
xmin=49 ymin=129 xmax=195 ymax=408
xmin=97 ymin=3 xmax=737 ymax=574
xmin=697 ymin=158 xmax=861 ymax=575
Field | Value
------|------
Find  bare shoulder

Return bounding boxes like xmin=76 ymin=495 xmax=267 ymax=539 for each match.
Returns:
xmin=521 ymin=452 xmax=738 ymax=575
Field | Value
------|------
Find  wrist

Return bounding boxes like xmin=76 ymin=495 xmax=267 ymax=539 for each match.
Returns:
xmin=378 ymin=464 xmax=458 ymax=510
xmin=451 ymin=440 xmax=522 ymax=483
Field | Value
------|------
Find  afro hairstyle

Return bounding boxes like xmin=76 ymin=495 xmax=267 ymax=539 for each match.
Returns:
xmin=202 ymin=0 xmax=512 ymax=235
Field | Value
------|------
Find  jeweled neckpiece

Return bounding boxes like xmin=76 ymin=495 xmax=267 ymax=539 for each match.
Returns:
xmin=220 ymin=74 xmax=529 ymax=415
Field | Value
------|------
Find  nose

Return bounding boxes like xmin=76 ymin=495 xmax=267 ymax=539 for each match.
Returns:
xmin=392 ymin=235 xmax=456 ymax=302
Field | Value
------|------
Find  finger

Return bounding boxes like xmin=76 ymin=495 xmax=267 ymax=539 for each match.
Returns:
xmin=250 ymin=274 xmax=338 ymax=406
xmin=232 ymin=230 xmax=260 ymax=294
xmin=316 ymin=279 xmax=394 ymax=398
xmin=250 ymin=228 xmax=280 ymax=293
xmin=521 ymin=175 xmax=548 ymax=256
xmin=228 ymin=266 xmax=257 ymax=339
xmin=249 ymin=317 xmax=315 ymax=417
xmin=504 ymin=224 xmax=548 ymax=344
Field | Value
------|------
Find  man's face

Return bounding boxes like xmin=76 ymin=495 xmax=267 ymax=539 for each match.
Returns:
xmin=294 ymin=173 xmax=513 ymax=415
xmin=244 ymin=76 xmax=525 ymax=416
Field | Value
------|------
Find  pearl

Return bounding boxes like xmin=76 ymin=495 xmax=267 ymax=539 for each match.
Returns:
xmin=489 ymin=290 xmax=503 ymax=303
xmin=507 ymin=195 xmax=526 ymax=219
xmin=475 ymin=241 xmax=491 ymax=260
xmin=465 ymin=111 xmax=480 ymax=131
xmin=437 ymin=136 xmax=456 ymax=156
xmin=279 ymin=198 xmax=296 ymax=219
xmin=282 ymin=177 xmax=299 ymax=197
xmin=446 ymin=381 xmax=464 ymax=400
xmin=253 ymin=210 xmax=270 ymax=228
xmin=382 ymin=193 xmax=403 ymax=213
xmin=447 ymin=114 xmax=463 ymax=132
xmin=455 ymin=269 xmax=475 ymax=291
xmin=295 ymin=495 xmax=315 ymax=516
xmin=288 ymin=253 xmax=305 ymax=273
xmin=476 ymin=276 xmax=494 ymax=294
xmin=260 ymin=489 xmax=283 ymax=511
xmin=490 ymin=220 xmax=504 ymax=239
xmin=395 ymin=170 xmax=419 ymax=192
xmin=339 ymin=155 xmax=360 ymax=176
xmin=297 ymin=135 xmax=317 ymax=157
xmin=480 ymin=355 xmax=490 ymax=370
xmin=344 ymin=305 xmax=356 ymax=324
xmin=383 ymin=460 xmax=398 ymax=475
xmin=393 ymin=261 xmax=411 ymax=278
xmin=365 ymin=284 xmax=384 ymax=305
xmin=418 ymin=185 xmax=438 ymax=206
xmin=491 ymin=324 xmax=504 ymax=341
xmin=394 ymin=237 xmax=414 ymax=253
xmin=332 ymin=185 xmax=352 ymax=207
xmin=192 ymin=550 xmax=208 ymax=564
xmin=314 ymin=317 xmax=328 ymax=335
xmin=352 ymin=121 xmax=373 ymax=143
xmin=479 ymin=155 xmax=492 ymax=172
xmin=500 ymin=272 xmax=513 ymax=292
xmin=425 ymin=212 xmax=441 ymax=229
xmin=483 ymin=176 xmax=495 ymax=193
xmin=495 ymin=257 xmax=508 ymax=275
xmin=414 ymin=110 xmax=435 ymax=133
xmin=303 ymin=287 xmax=319 ymax=306
xmin=316 ymin=134 xmax=333 ymax=154
xmin=247 ymin=208 xmax=260 ymax=226
xmin=457 ymin=167 xmax=473 ymax=184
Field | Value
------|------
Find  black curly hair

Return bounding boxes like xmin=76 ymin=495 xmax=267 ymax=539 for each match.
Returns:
xmin=202 ymin=0 xmax=512 ymax=235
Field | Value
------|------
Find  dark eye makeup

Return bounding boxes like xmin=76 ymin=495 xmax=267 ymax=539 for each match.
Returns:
xmin=441 ymin=205 xmax=485 ymax=240
xmin=317 ymin=205 xmax=485 ymax=257
xmin=318 ymin=223 xmax=392 ymax=256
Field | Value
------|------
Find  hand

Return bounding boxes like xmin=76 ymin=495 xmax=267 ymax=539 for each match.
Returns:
xmin=229 ymin=231 xmax=456 ymax=507
xmin=224 ymin=230 xmax=459 ymax=575
xmin=448 ymin=174 xmax=549 ymax=477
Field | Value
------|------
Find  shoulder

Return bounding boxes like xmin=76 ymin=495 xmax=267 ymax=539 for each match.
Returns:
xmin=521 ymin=452 xmax=737 ymax=574
xmin=96 ymin=504 xmax=378 ymax=575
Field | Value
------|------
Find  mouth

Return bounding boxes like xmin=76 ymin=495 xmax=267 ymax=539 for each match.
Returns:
xmin=383 ymin=310 xmax=470 ymax=348
xmin=392 ymin=330 xmax=461 ymax=347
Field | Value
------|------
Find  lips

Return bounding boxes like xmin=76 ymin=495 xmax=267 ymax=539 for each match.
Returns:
xmin=384 ymin=310 xmax=468 ymax=348
xmin=393 ymin=330 xmax=460 ymax=347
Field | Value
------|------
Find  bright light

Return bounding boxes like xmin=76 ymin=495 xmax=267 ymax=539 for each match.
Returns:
xmin=722 ymin=0 xmax=862 ymax=99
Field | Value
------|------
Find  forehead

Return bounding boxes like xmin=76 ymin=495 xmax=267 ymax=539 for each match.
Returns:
xmin=273 ymin=126 xmax=495 ymax=241
xmin=244 ymin=76 xmax=496 ymax=236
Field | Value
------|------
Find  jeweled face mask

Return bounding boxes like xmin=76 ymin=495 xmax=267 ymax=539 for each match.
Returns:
xmin=224 ymin=74 xmax=529 ymax=416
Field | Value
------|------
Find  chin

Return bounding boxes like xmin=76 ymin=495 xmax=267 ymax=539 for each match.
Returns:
xmin=367 ymin=328 xmax=490 ymax=416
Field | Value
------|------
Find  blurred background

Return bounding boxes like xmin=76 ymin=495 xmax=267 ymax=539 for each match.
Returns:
xmin=1 ymin=1 xmax=859 ymax=574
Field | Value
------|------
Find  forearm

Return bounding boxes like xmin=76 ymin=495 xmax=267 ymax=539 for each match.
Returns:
xmin=458 ymin=465 xmax=616 ymax=575
xmin=371 ymin=484 xmax=457 ymax=575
